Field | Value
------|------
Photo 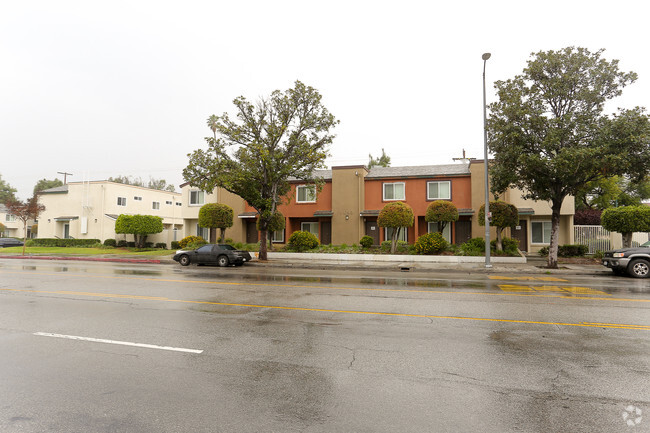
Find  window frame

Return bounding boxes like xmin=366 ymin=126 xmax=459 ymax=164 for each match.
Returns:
xmin=426 ymin=181 xmax=451 ymax=200
xmin=189 ymin=190 xmax=205 ymax=206
xmin=271 ymin=229 xmax=285 ymax=243
xmin=152 ymin=201 xmax=160 ymax=210
xmin=117 ymin=197 xmax=127 ymax=206
xmin=531 ymin=221 xmax=552 ymax=244
xmin=383 ymin=182 xmax=406 ymax=201
xmin=301 ymin=222 xmax=319 ymax=239
xmin=296 ymin=185 xmax=317 ymax=203
xmin=427 ymin=221 xmax=452 ymax=243
xmin=196 ymin=224 xmax=209 ymax=240
xmin=5 ymin=214 xmax=16 ymax=222
xmin=384 ymin=226 xmax=408 ymax=242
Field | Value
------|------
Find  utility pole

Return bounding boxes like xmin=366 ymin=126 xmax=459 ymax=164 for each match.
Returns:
xmin=57 ymin=172 xmax=73 ymax=184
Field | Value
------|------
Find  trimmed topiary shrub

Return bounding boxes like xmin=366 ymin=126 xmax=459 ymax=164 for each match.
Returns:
xmin=29 ymin=238 xmax=101 ymax=247
xmin=414 ymin=232 xmax=448 ymax=255
xmin=490 ymin=237 xmax=519 ymax=255
xmin=154 ymin=242 xmax=167 ymax=249
xmin=103 ymin=239 xmax=117 ymax=247
xmin=287 ymin=230 xmax=319 ymax=251
xmin=117 ymin=240 xmax=128 ymax=248
xmin=179 ymin=235 xmax=205 ymax=249
xmin=359 ymin=235 xmax=374 ymax=249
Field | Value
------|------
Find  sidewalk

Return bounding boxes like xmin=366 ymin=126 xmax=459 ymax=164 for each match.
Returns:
xmin=0 ymin=252 xmax=610 ymax=276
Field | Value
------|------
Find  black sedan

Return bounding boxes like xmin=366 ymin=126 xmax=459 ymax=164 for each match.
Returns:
xmin=173 ymin=244 xmax=252 ymax=267
xmin=602 ymin=246 xmax=650 ymax=278
xmin=0 ymin=238 xmax=24 ymax=248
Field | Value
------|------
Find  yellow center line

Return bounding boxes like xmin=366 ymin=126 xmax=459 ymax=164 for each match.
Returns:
xmin=1 ymin=287 xmax=649 ymax=331
xmin=0 ymin=270 xmax=647 ymax=303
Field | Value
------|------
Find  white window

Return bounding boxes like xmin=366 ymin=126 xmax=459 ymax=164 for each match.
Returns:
xmin=152 ymin=202 xmax=160 ymax=210
xmin=196 ymin=224 xmax=209 ymax=240
xmin=427 ymin=181 xmax=451 ymax=200
xmin=428 ymin=222 xmax=452 ymax=243
xmin=165 ymin=201 xmax=172 ymax=205
xmin=532 ymin=221 xmax=552 ymax=244
xmin=383 ymin=182 xmax=405 ymax=201
xmin=296 ymin=185 xmax=316 ymax=203
xmin=5 ymin=214 xmax=16 ymax=222
xmin=175 ymin=202 xmax=182 ymax=207
xmin=385 ymin=227 xmax=408 ymax=242
xmin=134 ymin=196 xmax=143 ymax=201
xmin=117 ymin=197 xmax=127 ymax=206
xmin=301 ymin=222 xmax=319 ymax=239
xmin=190 ymin=190 xmax=205 ymax=206
xmin=271 ymin=230 xmax=284 ymax=243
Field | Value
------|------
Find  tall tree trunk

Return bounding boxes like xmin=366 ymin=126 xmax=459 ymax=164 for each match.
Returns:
xmin=220 ymin=228 xmax=226 ymax=243
xmin=496 ymin=227 xmax=503 ymax=252
xmin=22 ymin=220 xmax=27 ymax=256
xmin=391 ymin=227 xmax=400 ymax=254
xmin=259 ymin=229 xmax=268 ymax=260
xmin=548 ymin=201 xmax=562 ymax=269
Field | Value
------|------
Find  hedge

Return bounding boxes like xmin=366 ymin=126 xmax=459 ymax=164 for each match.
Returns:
xmin=30 ymin=238 xmax=101 ymax=247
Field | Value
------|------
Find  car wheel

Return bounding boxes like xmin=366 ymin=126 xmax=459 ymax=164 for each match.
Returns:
xmin=628 ymin=259 xmax=650 ymax=278
xmin=217 ymin=255 xmax=229 ymax=267
xmin=179 ymin=255 xmax=191 ymax=267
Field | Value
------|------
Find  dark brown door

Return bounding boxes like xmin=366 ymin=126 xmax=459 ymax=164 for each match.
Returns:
xmin=246 ymin=220 xmax=259 ymax=244
xmin=454 ymin=220 xmax=472 ymax=245
xmin=320 ymin=221 xmax=332 ymax=245
xmin=512 ymin=221 xmax=528 ymax=252
xmin=365 ymin=220 xmax=380 ymax=245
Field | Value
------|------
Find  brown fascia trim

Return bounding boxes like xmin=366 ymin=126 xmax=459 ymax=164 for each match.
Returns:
xmin=332 ymin=165 xmax=367 ymax=170
xmin=366 ymin=173 xmax=470 ymax=180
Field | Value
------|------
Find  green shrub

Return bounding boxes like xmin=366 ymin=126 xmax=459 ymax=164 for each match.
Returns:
xmin=25 ymin=240 xmax=35 ymax=247
xmin=154 ymin=242 xmax=167 ymax=249
xmin=127 ymin=242 xmax=136 ymax=248
xmin=380 ymin=240 xmax=409 ymax=253
xmin=359 ymin=236 xmax=374 ymax=248
xmin=186 ymin=240 xmax=208 ymax=250
xmin=287 ymin=231 xmax=319 ymax=251
xmin=29 ymin=238 xmax=101 ymax=247
xmin=224 ymin=238 xmax=234 ymax=245
xmin=491 ymin=237 xmax=519 ymax=255
xmin=538 ymin=244 xmax=588 ymax=257
xmin=179 ymin=235 xmax=205 ymax=249
xmin=104 ymin=239 xmax=117 ymax=247
xmin=117 ymin=240 xmax=128 ymax=248
xmin=171 ymin=241 xmax=181 ymax=250
xmin=538 ymin=246 xmax=549 ymax=257
xmin=459 ymin=237 xmax=485 ymax=256
xmin=414 ymin=232 xmax=448 ymax=255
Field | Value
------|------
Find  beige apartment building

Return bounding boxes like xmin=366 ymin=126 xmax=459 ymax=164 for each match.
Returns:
xmin=38 ymin=181 xmax=184 ymax=246
xmin=0 ymin=204 xmax=34 ymax=239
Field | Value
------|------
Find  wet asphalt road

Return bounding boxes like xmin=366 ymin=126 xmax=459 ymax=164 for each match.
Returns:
xmin=0 ymin=259 xmax=648 ymax=433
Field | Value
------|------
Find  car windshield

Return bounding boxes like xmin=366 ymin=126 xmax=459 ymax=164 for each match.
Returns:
xmin=216 ymin=244 xmax=236 ymax=250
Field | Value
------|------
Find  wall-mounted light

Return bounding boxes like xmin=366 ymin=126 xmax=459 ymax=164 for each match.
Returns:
xmin=355 ymin=171 xmax=359 ymax=176
xmin=345 ymin=214 xmax=349 ymax=220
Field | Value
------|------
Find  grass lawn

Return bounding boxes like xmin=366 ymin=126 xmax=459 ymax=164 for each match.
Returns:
xmin=0 ymin=247 xmax=174 ymax=257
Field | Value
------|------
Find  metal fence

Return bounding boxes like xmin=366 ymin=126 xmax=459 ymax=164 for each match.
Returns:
xmin=574 ymin=225 xmax=610 ymax=254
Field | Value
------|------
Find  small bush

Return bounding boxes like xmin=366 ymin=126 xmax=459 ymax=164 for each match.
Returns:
xmin=104 ymin=239 xmax=117 ymax=247
xmin=28 ymin=238 xmax=101 ymax=247
xmin=171 ymin=241 xmax=181 ymax=250
xmin=186 ymin=240 xmax=208 ymax=250
xmin=154 ymin=243 xmax=167 ymax=249
xmin=414 ymin=233 xmax=448 ymax=255
xmin=179 ymin=236 xmax=205 ymax=249
xmin=126 ymin=242 xmax=136 ymax=248
xmin=287 ymin=231 xmax=319 ymax=251
xmin=491 ymin=237 xmax=519 ymax=256
xmin=538 ymin=246 xmax=549 ymax=257
xmin=459 ymin=237 xmax=485 ymax=256
xmin=538 ymin=244 xmax=588 ymax=257
xmin=224 ymin=238 xmax=234 ymax=245
xmin=359 ymin=236 xmax=374 ymax=249
xmin=380 ymin=240 xmax=409 ymax=253
xmin=25 ymin=240 xmax=35 ymax=247
xmin=117 ymin=240 xmax=128 ymax=248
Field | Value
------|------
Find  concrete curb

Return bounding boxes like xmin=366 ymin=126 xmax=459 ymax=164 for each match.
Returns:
xmin=0 ymin=255 xmax=162 ymax=264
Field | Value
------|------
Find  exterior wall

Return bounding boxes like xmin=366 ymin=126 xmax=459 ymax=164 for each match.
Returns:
xmin=1 ymin=210 xmax=32 ymax=239
xmin=331 ymin=166 xmax=366 ymax=245
xmin=38 ymin=182 xmax=183 ymax=246
xmin=179 ymin=184 xmax=246 ymax=242
xmin=469 ymin=160 xmax=575 ymax=254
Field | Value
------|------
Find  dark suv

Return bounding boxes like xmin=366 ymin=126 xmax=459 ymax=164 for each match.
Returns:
xmin=0 ymin=238 xmax=24 ymax=248
xmin=602 ymin=247 xmax=650 ymax=278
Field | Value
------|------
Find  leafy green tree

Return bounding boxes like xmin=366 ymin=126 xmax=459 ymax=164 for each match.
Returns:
xmin=377 ymin=201 xmax=414 ymax=254
xmin=33 ymin=178 xmax=64 ymax=195
xmin=108 ymin=175 xmax=175 ymax=192
xmin=257 ymin=211 xmax=285 ymax=251
xmin=4 ymin=195 xmax=45 ymax=255
xmin=478 ymin=201 xmax=519 ymax=251
xmin=425 ymin=201 xmax=459 ymax=236
xmin=367 ymin=148 xmax=391 ymax=169
xmin=601 ymin=206 xmax=650 ymax=248
xmin=576 ymin=175 xmax=650 ymax=209
xmin=0 ymin=174 xmax=17 ymax=203
xmin=183 ymin=81 xmax=338 ymax=260
xmin=487 ymin=47 xmax=650 ymax=268
xmin=198 ymin=203 xmax=234 ymax=243
xmin=114 ymin=214 xmax=163 ymax=248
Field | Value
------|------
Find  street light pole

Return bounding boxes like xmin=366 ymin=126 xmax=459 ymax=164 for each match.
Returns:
xmin=482 ymin=52 xmax=492 ymax=268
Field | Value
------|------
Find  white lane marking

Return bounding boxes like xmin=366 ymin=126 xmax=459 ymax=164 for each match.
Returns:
xmin=33 ymin=332 xmax=203 ymax=354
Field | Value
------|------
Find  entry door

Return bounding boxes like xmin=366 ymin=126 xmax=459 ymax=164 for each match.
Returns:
xmin=512 ymin=221 xmax=528 ymax=253
xmin=365 ymin=220 xmax=380 ymax=246
xmin=320 ymin=222 xmax=332 ymax=245
xmin=454 ymin=220 xmax=472 ymax=245
xmin=246 ymin=220 xmax=259 ymax=244
xmin=63 ymin=223 xmax=70 ymax=239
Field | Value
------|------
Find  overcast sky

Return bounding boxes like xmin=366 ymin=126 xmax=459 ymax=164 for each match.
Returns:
xmin=2 ymin=0 xmax=648 ymax=200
